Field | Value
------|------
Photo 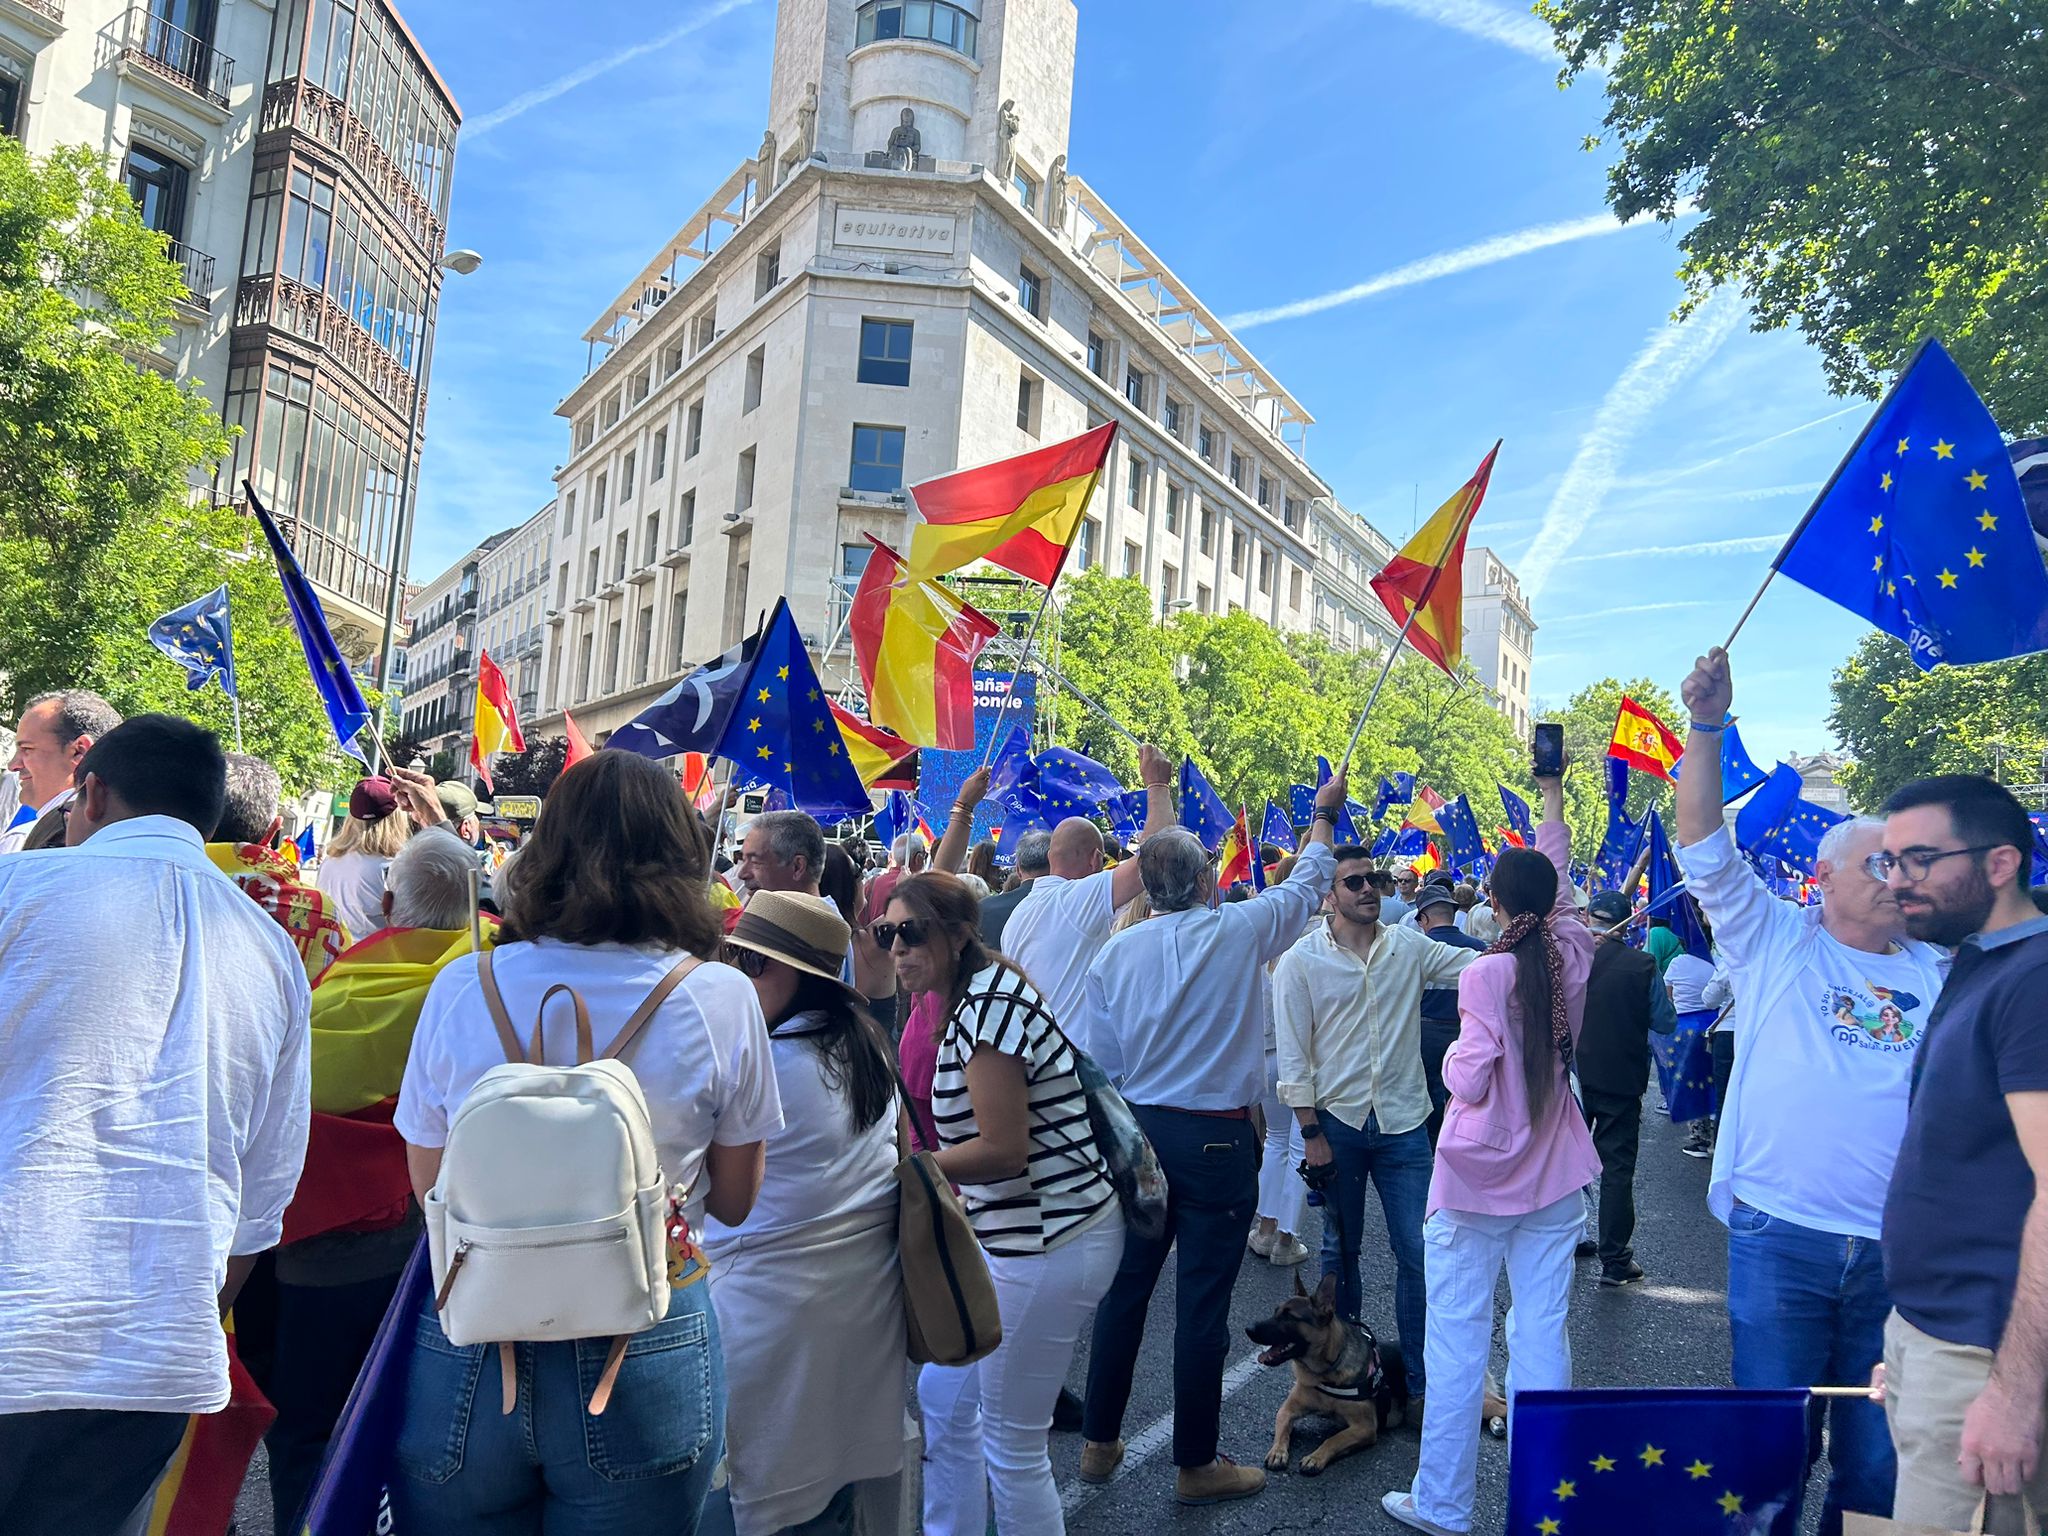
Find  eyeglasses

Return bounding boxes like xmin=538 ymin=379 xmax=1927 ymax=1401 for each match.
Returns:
xmin=1863 ymin=845 xmax=2002 ymax=883
xmin=1338 ymin=873 xmax=1376 ymax=893
xmin=871 ymin=919 xmax=930 ymax=951
xmin=722 ymin=944 xmax=770 ymax=978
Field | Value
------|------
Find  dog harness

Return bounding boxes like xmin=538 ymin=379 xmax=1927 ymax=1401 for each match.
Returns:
xmin=1312 ymin=1330 xmax=1388 ymax=1401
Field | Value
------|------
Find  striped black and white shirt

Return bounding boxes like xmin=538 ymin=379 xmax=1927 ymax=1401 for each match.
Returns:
xmin=930 ymin=962 xmax=1116 ymax=1258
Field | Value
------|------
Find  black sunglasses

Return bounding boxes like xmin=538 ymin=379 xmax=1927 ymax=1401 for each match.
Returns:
xmin=1339 ymin=873 xmax=1378 ymax=893
xmin=871 ymin=919 xmax=930 ymax=950
xmin=721 ymin=944 xmax=770 ymax=978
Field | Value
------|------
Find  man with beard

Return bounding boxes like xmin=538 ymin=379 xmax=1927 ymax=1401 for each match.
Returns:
xmin=1877 ymin=775 xmax=2048 ymax=1525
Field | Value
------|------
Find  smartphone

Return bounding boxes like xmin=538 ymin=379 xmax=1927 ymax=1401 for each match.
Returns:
xmin=1532 ymin=722 xmax=1565 ymax=779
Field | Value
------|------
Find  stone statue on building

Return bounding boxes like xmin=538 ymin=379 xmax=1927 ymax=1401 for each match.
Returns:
xmin=797 ymin=81 xmax=819 ymax=159
xmin=1044 ymin=154 xmax=1068 ymax=225
xmin=994 ymin=98 xmax=1020 ymax=179
xmin=886 ymin=108 xmax=920 ymax=170
xmin=755 ymin=128 xmax=777 ymax=194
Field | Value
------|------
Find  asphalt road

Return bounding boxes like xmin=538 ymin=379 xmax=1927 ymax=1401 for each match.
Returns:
xmin=233 ymin=1097 xmax=1829 ymax=1535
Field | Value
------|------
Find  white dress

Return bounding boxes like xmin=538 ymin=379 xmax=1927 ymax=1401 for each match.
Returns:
xmin=703 ymin=1015 xmax=906 ymax=1535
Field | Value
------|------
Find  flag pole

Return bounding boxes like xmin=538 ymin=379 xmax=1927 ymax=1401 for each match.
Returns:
xmin=229 ymin=692 xmax=244 ymax=755
xmin=980 ymin=580 xmax=1057 ymax=769
xmin=1723 ymin=337 xmax=1936 ymax=652
xmin=1042 ymin=664 xmax=1142 ymax=750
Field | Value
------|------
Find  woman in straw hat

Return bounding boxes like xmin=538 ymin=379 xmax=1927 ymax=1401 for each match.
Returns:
xmin=705 ymin=890 xmax=907 ymax=1536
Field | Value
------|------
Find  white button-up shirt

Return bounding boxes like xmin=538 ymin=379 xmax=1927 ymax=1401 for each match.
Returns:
xmin=1000 ymin=869 xmax=1116 ymax=1050
xmin=1274 ymin=919 xmax=1483 ymax=1136
xmin=0 ymin=815 xmax=312 ymax=1413
xmin=1080 ymin=843 xmax=1334 ymax=1111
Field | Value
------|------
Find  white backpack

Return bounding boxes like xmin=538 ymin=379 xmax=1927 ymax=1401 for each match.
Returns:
xmin=425 ymin=950 xmax=699 ymax=1415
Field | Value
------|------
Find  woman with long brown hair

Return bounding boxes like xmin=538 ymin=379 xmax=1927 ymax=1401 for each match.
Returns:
xmin=878 ymin=872 xmax=1122 ymax=1536
xmin=1383 ymin=765 xmax=1598 ymax=1536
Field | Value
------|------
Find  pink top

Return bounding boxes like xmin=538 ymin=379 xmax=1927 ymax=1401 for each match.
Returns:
xmin=898 ymin=990 xmax=944 ymax=1152
xmin=1428 ymin=818 xmax=1601 ymax=1218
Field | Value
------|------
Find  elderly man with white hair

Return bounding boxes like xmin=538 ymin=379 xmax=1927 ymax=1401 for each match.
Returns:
xmin=1075 ymin=765 xmax=1346 ymax=1509
xmin=1677 ymin=646 xmax=1947 ymax=1536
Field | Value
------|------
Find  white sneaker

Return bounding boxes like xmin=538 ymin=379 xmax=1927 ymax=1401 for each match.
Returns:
xmin=1268 ymin=1234 xmax=1310 ymax=1266
xmin=1381 ymin=1489 xmax=1466 ymax=1535
xmin=1247 ymin=1224 xmax=1277 ymax=1258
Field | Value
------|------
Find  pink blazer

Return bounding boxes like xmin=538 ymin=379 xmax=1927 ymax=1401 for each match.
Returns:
xmin=1429 ymin=819 xmax=1601 ymax=1218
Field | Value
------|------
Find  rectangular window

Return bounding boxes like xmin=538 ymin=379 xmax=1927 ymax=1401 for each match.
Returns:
xmin=754 ymin=244 xmax=781 ymax=298
xmin=629 ymin=369 xmax=650 ymax=406
xmin=1162 ymin=564 xmax=1179 ymax=608
xmin=1258 ymin=547 xmax=1272 ymax=592
xmin=1086 ymin=331 xmax=1106 ymax=378
xmin=1198 ymin=426 xmax=1215 ymax=464
xmin=577 ymin=632 xmax=594 ymax=700
xmin=1016 ymin=372 xmax=1039 ymax=435
xmin=0 ymin=75 xmax=21 ymax=140
xmin=1012 ymin=168 xmax=1038 ymax=210
xmin=857 ymin=319 xmax=912 ymax=386
xmin=1231 ymin=528 xmax=1245 ymax=575
xmin=593 ymin=472 xmax=608 ymax=519
xmin=686 ymin=400 xmax=704 ymax=458
xmin=1077 ymin=518 xmax=1097 ymax=571
xmin=743 ymin=346 xmax=765 ymax=413
xmin=584 ymin=549 xmax=599 ymax=596
xmin=643 ymin=511 xmax=660 ymax=564
xmin=601 ymin=395 xmax=621 ymax=431
xmin=1197 ymin=582 xmax=1212 ymax=614
xmin=1290 ymin=566 xmax=1304 ymax=609
xmin=735 ymin=448 xmax=757 ymax=513
xmin=1230 ymin=452 xmax=1248 ymax=490
xmin=1165 ymin=484 xmax=1182 ymax=535
xmin=634 ymin=602 xmax=654 ymax=684
xmin=604 ymin=618 xmax=622 ymax=692
xmin=560 ymin=490 xmax=577 ymax=533
xmin=652 ymin=428 xmax=668 ymax=481
xmin=574 ymin=415 xmax=594 ymax=452
xmin=1123 ymin=541 xmax=1140 ymax=579
xmin=849 ymin=425 xmax=906 ymax=493
xmin=614 ymin=531 xmax=629 ymax=582
xmin=692 ymin=306 xmax=716 ymax=354
xmin=677 ymin=490 xmax=696 ymax=547
xmin=1164 ymin=399 xmax=1184 ymax=439
xmin=1123 ymin=366 xmax=1145 ymax=411
xmin=1284 ymin=495 xmax=1302 ymax=531
xmin=1257 ymin=473 xmax=1273 ymax=510
xmin=124 ymin=144 xmax=190 ymax=239
xmin=1017 ymin=265 xmax=1043 ymax=320
xmin=1126 ymin=456 xmax=1144 ymax=509
xmin=555 ymin=563 xmax=568 ymax=607
xmin=669 ymin=591 xmax=689 ymax=670
xmin=1199 ymin=504 xmax=1214 ymax=555
xmin=620 ymin=450 xmax=636 ymax=501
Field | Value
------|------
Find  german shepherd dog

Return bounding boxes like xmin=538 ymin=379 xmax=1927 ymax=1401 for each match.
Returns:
xmin=1244 ymin=1273 xmax=1410 ymax=1475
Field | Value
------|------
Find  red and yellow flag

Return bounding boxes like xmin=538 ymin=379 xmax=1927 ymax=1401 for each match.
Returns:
xmin=850 ymin=536 xmax=1002 ymax=748
xmin=563 ymin=708 xmax=594 ymax=770
xmin=829 ymin=701 xmax=920 ymax=791
xmin=1217 ymin=806 xmax=1255 ymax=890
xmin=470 ymin=649 xmax=526 ymax=793
xmin=1609 ymin=696 xmax=1685 ymax=781
xmin=1405 ymin=785 xmax=1446 ymax=835
xmin=907 ymin=422 xmax=1118 ymax=585
xmin=1411 ymin=844 xmax=1443 ymax=879
xmin=1369 ymin=442 xmax=1499 ymax=675
xmin=144 ymin=1324 xmax=273 ymax=1536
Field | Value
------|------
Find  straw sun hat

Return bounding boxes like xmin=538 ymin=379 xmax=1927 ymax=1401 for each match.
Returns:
xmin=726 ymin=889 xmax=856 ymax=992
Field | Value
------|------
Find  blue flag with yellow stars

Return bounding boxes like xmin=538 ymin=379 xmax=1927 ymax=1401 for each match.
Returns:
xmin=1644 ymin=809 xmax=1711 ymax=962
xmin=1288 ymin=783 xmax=1316 ymax=828
xmin=873 ymin=790 xmax=912 ymax=856
xmin=148 ymin=584 xmax=237 ymax=699
xmin=1103 ymin=789 xmax=1147 ymax=843
xmin=1439 ymin=794 xmax=1488 ymax=872
xmin=1178 ymin=757 xmax=1233 ymax=851
xmin=1654 ymin=1008 xmax=1720 ymax=1125
xmin=246 ymin=483 xmax=371 ymax=761
xmin=1370 ymin=827 xmax=1396 ymax=858
xmin=1260 ymin=800 xmax=1296 ymax=854
xmin=1735 ymin=762 xmax=1848 ymax=876
xmin=1033 ymin=746 xmax=1122 ymax=813
xmin=1372 ymin=772 xmax=1416 ymax=822
xmin=1314 ymin=756 xmax=1361 ymax=843
xmin=1508 ymin=1387 xmax=1811 ymax=1535
xmin=1672 ymin=721 xmax=1770 ymax=806
xmin=1775 ymin=339 xmax=2048 ymax=669
xmin=1390 ymin=826 xmax=1429 ymax=858
xmin=294 ymin=824 xmax=316 ymax=864
xmin=986 ymin=725 xmax=1033 ymax=802
xmin=1499 ymin=783 xmax=1534 ymax=842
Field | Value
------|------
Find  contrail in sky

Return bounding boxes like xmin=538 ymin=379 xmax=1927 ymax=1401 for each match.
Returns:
xmin=1359 ymin=0 xmax=1566 ymax=65
xmin=467 ymin=0 xmax=762 ymax=140
xmin=1621 ymin=404 xmax=1864 ymax=490
xmin=1518 ymin=289 xmax=1747 ymax=599
xmin=1226 ymin=213 xmax=1637 ymax=330
xmin=1565 ymin=533 xmax=1783 ymax=564
xmin=1545 ymin=599 xmax=1714 ymax=625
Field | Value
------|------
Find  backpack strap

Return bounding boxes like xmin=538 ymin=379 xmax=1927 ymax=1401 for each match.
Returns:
xmin=533 ymin=985 xmax=596 ymax=1066
xmin=601 ymin=955 xmax=704 ymax=1062
xmin=477 ymin=950 xmax=525 ymax=1065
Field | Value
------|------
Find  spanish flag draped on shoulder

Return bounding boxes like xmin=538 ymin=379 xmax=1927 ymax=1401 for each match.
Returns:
xmin=1369 ymin=443 xmax=1499 ymax=675
xmin=908 ymin=421 xmax=1118 ymax=583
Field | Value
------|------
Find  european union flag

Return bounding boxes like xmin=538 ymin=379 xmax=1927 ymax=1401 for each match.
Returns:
xmin=995 ymin=794 xmax=1051 ymax=859
xmin=1594 ymin=805 xmax=1640 ymax=892
xmin=1260 ymin=800 xmax=1297 ymax=854
xmin=2015 ymin=435 xmax=2048 ymax=539
xmin=613 ymin=598 xmax=869 ymax=821
xmin=1179 ymin=758 xmax=1233 ymax=851
xmin=1439 ymin=794 xmax=1487 ymax=871
xmin=1314 ymin=756 xmax=1360 ymax=843
xmin=986 ymin=725 xmax=1033 ymax=801
xmin=1499 ymin=783 xmax=1534 ymax=842
xmin=1735 ymin=762 xmax=1849 ymax=876
xmin=1373 ymin=772 xmax=1416 ymax=822
xmin=1775 ymin=339 xmax=2048 ymax=669
xmin=1288 ymin=783 xmax=1316 ymax=827
xmin=148 ymin=584 xmax=237 ymax=699
xmin=247 ymin=484 xmax=371 ymax=761
xmin=1672 ymin=721 xmax=1770 ymax=805
xmin=1654 ymin=1007 xmax=1720 ymax=1125
xmin=1370 ymin=827 xmax=1395 ymax=858
xmin=1034 ymin=746 xmax=1122 ymax=814
xmin=1508 ymin=1388 xmax=1811 ymax=1535
xmin=294 ymin=824 xmax=316 ymax=865
xmin=1605 ymin=755 xmax=1631 ymax=814
xmin=1644 ymin=809 xmax=1711 ymax=962
xmin=1103 ymin=789 xmax=1147 ymax=843
xmin=1390 ymin=826 xmax=1430 ymax=859
xmin=2030 ymin=811 xmax=2048 ymax=886
xmin=873 ymin=789 xmax=913 ymax=854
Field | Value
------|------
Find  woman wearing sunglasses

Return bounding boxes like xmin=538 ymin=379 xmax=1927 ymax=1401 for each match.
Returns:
xmin=703 ymin=890 xmax=907 ymax=1536
xmin=879 ymin=873 xmax=1123 ymax=1536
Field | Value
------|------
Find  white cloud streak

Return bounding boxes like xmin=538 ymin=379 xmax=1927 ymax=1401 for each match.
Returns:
xmin=1620 ymin=404 xmax=1864 ymax=491
xmin=1517 ymin=289 xmax=1746 ymax=599
xmin=466 ymin=0 xmax=763 ymax=140
xmin=1360 ymin=0 xmax=1563 ymax=64
xmin=1564 ymin=533 xmax=1784 ymax=565
xmin=1543 ymin=599 xmax=1715 ymax=625
xmin=1226 ymin=213 xmax=1635 ymax=330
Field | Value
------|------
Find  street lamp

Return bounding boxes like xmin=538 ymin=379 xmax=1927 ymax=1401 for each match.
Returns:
xmin=373 ymin=247 xmax=484 ymax=741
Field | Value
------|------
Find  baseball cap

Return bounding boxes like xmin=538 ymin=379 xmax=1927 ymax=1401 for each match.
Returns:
xmin=1417 ymin=884 xmax=1459 ymax=915
xmin=349 ymin=777 xmax=398 ymax=821
xmin=435 ymin=781 xmax=479 ymax=823
xmin=1587 ymin=891 xmax=1632 ymax=924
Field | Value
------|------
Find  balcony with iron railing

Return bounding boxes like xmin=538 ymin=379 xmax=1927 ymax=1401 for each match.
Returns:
xmin=167 ymin=239 xmax=215 ymax=312
xmin=113 ymin=6 xmax=233 ymax=110
xmin=6 ymin=0 xmax=64 ymax=31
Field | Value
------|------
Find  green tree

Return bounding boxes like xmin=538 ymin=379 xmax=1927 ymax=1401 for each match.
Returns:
xmin=1175 ymin=610 xmax=1349 ymax=805
xmin=1828 ymin=632 xmax=2048 ymax=809
xmin=1544 ymin=677 xmax=1683 ymax=858
xmin=1540 ymin=1 xmax=2048 ymax=430
xmin=492 ymin=736 xmax=571 ymax=798
xmin=1370 ymin=654 xmax=1529 ymax=815
xmin=1037 ymin=570 xmax=1194 ymax=782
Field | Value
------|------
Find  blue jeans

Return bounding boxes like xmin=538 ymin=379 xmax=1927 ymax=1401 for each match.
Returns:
xmin=1727 ymin=1200 xmax=1895 ymax=1536
xmin=392 ymin=1279 xmax=723 ymax=1536
xmin=1317 ymin=1110 xmax=1433 ymax=1395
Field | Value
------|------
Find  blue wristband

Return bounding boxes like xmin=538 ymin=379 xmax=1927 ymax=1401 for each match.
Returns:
xmin=1689 ymin=718 xmax=1729 ymax=733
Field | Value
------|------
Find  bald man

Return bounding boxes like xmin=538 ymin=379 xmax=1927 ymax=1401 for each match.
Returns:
xmin=965 ymin=743 xmax=1173 ymax=1050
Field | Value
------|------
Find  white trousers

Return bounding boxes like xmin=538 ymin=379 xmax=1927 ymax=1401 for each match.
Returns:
xmin=1257 ymin=1048 xmax=1307 ymax=1234
xmin=919 ymin=1207 xmax=1125 ymax=1536
xmin=1411 ymin=1191 xmax=1581 ymax=1532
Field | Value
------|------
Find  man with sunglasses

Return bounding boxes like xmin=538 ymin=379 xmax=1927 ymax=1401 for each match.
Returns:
xmin=1877 ymin=775 xmax=2048 ymax=1525
xmin=1678 ymin=646 xmax=1946 ymax=1534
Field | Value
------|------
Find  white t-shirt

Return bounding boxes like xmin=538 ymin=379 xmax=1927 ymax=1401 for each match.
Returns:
xmin=1665 ymin=952 xmax=1732 ymax=1017
xmin=397 ymin=939 xmax=783 ymax=1228
xmin=1000 ymin=869 xmax=1116 ymax=1050
xmin=702 ymin=1014 xmax=896 ymax=1255
xmin=316 ymin=848 xmax=391 ymax=942
xmin=1729 ymin=931 xmax=1940 ymax=1235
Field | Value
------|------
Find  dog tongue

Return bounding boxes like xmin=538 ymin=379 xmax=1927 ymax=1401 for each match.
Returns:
xmin=1257 ymin=1344 xmax=1291 ymax=1367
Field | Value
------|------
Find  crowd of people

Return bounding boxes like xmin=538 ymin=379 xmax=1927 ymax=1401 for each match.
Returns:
xmin=4 ymin=641 xmax=2048 ymax=1536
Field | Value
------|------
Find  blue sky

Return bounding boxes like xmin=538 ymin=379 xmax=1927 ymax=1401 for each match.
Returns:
xmin=403 ymin=0 xmax=1875 ymax=761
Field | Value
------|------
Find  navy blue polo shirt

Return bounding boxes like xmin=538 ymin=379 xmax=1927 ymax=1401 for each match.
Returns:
xmin=1883 ymin=914 xmax=2048 ymax=1350
xmin=1420 ymin=922 xmax=1488 ymax=1024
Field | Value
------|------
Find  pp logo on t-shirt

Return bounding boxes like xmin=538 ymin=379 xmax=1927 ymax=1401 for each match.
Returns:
xmin=1821 ymin=983 xmax=1925 ymax=1052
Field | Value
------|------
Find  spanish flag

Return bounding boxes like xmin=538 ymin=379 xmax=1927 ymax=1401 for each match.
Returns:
xmin=850 ymin=536 xmax=1002 ymax=748
xmin=563 ymin=708 xmax=594 ymax=769
xmin=1405 ymin=785 xmax=1446 ymax=835
xmin=142 ymin=1321 xmax=274 ymax=1536
xmin=1609 ymin=696 xmax=1685 ymax=781
xmin=470 ymin=649 xmax=526 ymax=793
xmin=907 ymin=422 xmax=1118 ymax=585
xmin=829 ymin=701 xmax=920 ymax=791
xmin=1369 ymin=442 xmax=1499 ymax=675
xmin=1411 ymin=843 xmax=1443 ymax=879
xmin=1217 ymin=806 xmax=1255 ymax=890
